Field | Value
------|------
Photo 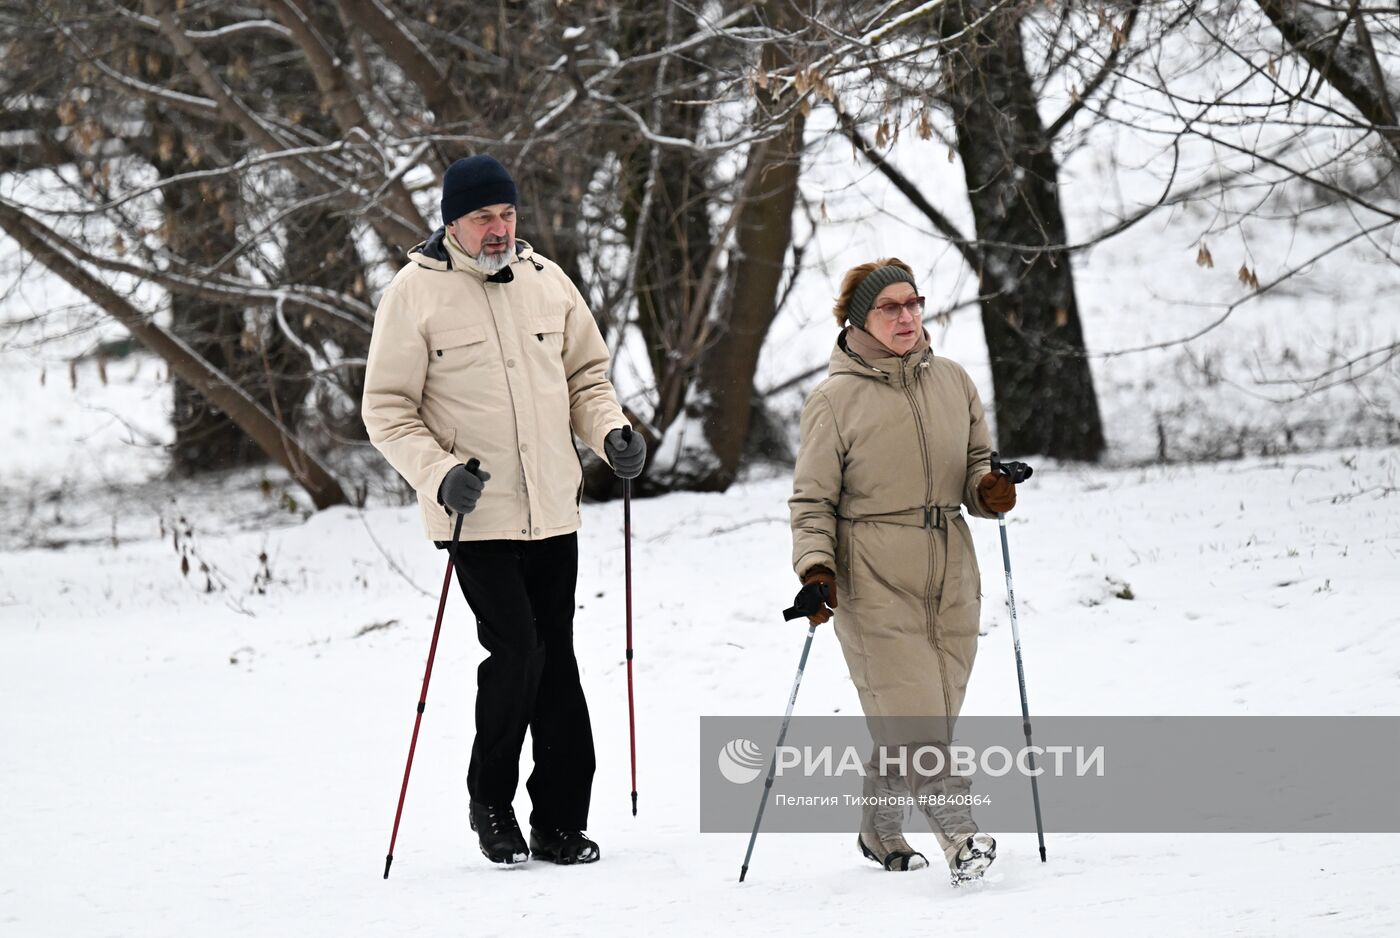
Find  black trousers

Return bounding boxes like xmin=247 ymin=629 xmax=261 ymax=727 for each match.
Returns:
xmin=443 ymin=532 xmax=595 ymax=830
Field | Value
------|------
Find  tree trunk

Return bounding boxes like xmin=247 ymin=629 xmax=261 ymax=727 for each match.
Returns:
xmin=694 ymin=105 xmax=807 ymax=489
xmin=577 ymin=5 xmax=718 ymax=499
xmin=517 ymin=159 xmax=589 ymax=291
xmin=281 ymin=199 xmax=369 ymax=441
xmin=621 ymin=133 xmax=715 ymax=434
xmin=154 ymin=120 xmax=279 ymax=475
xmin=939 ymin=1 xmax=1105 ymax=461
xmin=135 ymin=24 xmax=321 ymax=475
xmin=0 ymin=201 xmax=348 ymax=509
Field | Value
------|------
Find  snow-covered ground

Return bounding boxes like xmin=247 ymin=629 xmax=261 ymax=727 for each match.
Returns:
xmin=3 ymin=444 xmax=1399 ymax=936
xmin=4 ymin=7 xmax=1400 ymax=928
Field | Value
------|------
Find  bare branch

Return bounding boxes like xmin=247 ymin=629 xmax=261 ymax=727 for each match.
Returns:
xmin=833 ymin=104 xmax=981 ymax=271
xmin=0 ymin=198 xmax=348 ymax=509
xmin=1255 ymin=0 xmax=1400 ymax=164
xmin=1096 ymin=217 xmax=1397 ymax=360
xmin=142 ymin=0 xmax=421 ymax=249
xmin=1046 ymin=0 xmax=1144 ymax=138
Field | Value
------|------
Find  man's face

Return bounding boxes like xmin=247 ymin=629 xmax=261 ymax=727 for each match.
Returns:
xmin=447 ymin=203 xmax=517 ymax=260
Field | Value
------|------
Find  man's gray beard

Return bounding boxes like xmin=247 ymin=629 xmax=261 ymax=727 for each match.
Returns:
xmin=474 ymin=242 xmax=513 ymax=273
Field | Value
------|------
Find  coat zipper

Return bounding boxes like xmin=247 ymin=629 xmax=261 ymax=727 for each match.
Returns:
xmin=902 ymin=362 xmax=956 ymax=718
xmin=899 ymin=367 xmax=935 ymax=636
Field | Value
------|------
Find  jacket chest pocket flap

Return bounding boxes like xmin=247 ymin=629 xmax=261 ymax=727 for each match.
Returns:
xmin=428 ymin=325 xmax=487 ymax=356
xmin=527 ymin=314 xmax=566 ymax=341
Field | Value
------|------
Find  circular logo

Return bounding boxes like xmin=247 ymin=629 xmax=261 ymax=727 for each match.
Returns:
xmin=718 ymin=738 xmax=766 ymax=785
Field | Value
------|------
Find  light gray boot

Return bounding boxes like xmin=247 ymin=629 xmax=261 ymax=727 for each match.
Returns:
xmin=948 ymin=833 xmax=997 ymax=886
xmin=911 ymin=770 xmax=996 ymax=885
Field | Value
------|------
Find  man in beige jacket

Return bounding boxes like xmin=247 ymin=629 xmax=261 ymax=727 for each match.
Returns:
xmin=362 ymin=154 xmax=644 ymax=867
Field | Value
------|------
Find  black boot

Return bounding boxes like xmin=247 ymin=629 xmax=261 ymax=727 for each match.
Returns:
xmin=469 ymin=801 xmax=529 ymax=865
xmin=858 ymin=833 xmax=928 ymax=871
xmin=528 ymin=827 xmax=600 ymax=865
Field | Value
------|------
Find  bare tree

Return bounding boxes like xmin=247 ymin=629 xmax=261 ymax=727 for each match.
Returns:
xmin=1 ymin=0 xmax=819 ymax=502
xmin=0 ymin=198 xmax=348 ymax=508
xmin=935 ymin=0 xmax=1107 ymax=460
xmin=693 ymin=3 xmax=812 ymax=489
xmin=15 ymin=0 xmax=1379 ymax=502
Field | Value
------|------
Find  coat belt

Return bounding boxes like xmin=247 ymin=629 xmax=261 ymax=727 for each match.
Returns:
xmin=838 ymin=506 xmax=967 ymax=614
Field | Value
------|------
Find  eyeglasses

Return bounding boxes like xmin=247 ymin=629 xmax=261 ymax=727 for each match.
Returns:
xmin=868 ymin=296 xmax=926 ymax=321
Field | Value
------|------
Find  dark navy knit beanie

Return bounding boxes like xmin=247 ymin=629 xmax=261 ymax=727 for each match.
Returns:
xmin=441 ymin=155 xmax=518 ymax=223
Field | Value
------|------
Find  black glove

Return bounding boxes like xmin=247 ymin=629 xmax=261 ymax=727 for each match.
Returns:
xmin=438 ymin=462 xmax=490 ymax=515
xmin=605 ymin=427 xmax=646 ymax=480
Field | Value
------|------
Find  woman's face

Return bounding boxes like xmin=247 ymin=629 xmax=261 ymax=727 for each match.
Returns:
xmin=862 ymin=281 xmax=924 ymax=356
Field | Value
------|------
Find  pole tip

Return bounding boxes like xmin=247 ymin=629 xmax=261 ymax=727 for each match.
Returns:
xmin=1040 ymin=846 xmax=1047 ymax=863
xmin=631 ymin=791 xmax=638 ymax=817
xmin=739 ymin=865 xmax=748 ymax=883
xmin=383 ymin=855 xmax=393 ymax=879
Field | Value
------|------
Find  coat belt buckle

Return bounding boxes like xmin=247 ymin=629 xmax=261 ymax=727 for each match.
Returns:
xmin=923 ymin=506 xmax=943 ymax=529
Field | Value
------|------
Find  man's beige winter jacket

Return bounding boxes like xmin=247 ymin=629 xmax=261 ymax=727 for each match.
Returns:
xmin=363 ymin=229 xmax=625 ymax=541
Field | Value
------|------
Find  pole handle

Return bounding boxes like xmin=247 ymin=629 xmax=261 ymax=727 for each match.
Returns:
xmin=990 ymin=451 xmax=1034 ymax=483
xmin=782 ymin=582 xmax=831 ymax=621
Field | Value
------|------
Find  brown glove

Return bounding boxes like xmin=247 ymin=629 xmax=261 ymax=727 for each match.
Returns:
xmin=800 ymin=566 xmax=838 ymax=625
xmin=977 ymin=471 xmax=1017 ymax=513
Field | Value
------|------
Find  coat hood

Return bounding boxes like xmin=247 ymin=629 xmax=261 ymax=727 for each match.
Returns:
xmin=827 ymin=327 xmax=933 ymax=389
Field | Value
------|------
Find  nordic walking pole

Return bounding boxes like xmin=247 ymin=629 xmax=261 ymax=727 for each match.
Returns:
xmin=991 ymin=452 xmax=1046 ymax=863
xmin=738 ymin=586 xmax=827 ymax=883
xmin=383 ymin=458 xmax=478 ymax=879
xmin=622 ymin=427 xmax=638 ymax=817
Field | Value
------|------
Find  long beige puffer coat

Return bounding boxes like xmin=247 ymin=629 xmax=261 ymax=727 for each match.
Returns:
xmin=790 ymin=331 xmax=997 ymax=728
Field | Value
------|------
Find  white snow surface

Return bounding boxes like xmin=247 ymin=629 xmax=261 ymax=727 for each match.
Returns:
xmin=3 ymin=446 xmax=1400 ymax=936
xmin=4 ymin=7 xmax=1400 ymax=927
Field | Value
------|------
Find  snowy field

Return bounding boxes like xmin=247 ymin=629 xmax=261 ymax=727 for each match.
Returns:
xmin=5 ymin=12 xmax=1400 ymax=928
xmin=3 ymin=440 xmax=1399 ymax=936
xmin=4 ymin=229 xmax=1400 ymax=933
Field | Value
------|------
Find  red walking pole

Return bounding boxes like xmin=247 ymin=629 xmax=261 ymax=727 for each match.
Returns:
xmin=383 ymin=458 xmax=476 ymax=879
xmin=623 ymin=429 xmax=638 ymax=816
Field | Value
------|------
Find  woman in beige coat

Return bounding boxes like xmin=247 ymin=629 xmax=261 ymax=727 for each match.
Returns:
xmin=788 ymin=258 xmax=1018 ymax=884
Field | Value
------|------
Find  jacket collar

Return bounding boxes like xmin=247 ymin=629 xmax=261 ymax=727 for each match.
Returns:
xmin=406 ymin=227 xmax=537 ymax=281
xmin=829 ymin=328 xmax=932 ymax=388
xmin=406 ymin=227 xmax=451 ymax=271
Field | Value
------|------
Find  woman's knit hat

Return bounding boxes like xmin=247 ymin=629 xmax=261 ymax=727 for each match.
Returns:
xmin=845 ymin=264 xmax=918 ymax=330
